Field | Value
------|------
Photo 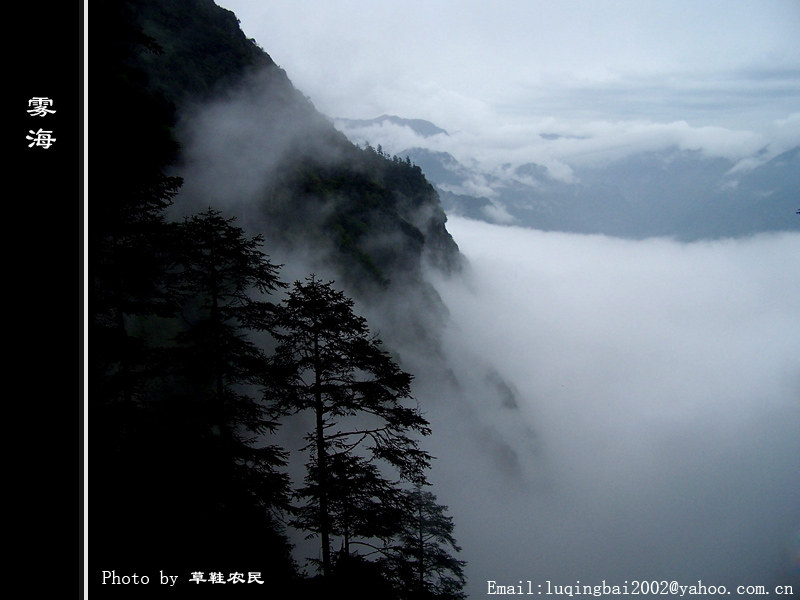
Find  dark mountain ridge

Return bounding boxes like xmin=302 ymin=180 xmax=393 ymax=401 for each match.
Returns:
xmin=92 ymin=1 xmax=475 ymax=597
xmin=121 ymin=0 xmax=462 ymax=296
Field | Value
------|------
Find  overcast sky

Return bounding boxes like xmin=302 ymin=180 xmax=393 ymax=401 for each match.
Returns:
xmin=216 ymin=0 xmax=800 ymax=167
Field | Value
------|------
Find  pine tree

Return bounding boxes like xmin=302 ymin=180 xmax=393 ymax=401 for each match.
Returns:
xmin=172 ymin=207 xmax=287 ymax=486
xmin=164 ymin=208 xmax=294 ymax=573
xmin=294 ymin=449 xmax=407 ymax=558
xmin=388 ymin=486 xmax=467 ymax=600
xmin=267 ymin=276 xmax=432 ymax=579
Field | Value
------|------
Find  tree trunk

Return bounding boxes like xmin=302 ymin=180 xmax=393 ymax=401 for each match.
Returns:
xmin=314 ymin=328 xmax=331 ymax=577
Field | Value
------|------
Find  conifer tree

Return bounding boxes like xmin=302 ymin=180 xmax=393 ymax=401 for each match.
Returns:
xmin=267 ymin=276 xmax=432 ymax=579
xmin=387 ymin=486 xmax=467 ymax=600
xmin=173 ymin=207 xmax=288 ymax=490
xmin=166 ymin=208 xmax=294 ymax=572
xmin=294 ymin=448 xmax=408 ymax=559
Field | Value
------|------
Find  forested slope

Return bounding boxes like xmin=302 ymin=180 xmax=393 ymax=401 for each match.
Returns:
xmin=91 ymin=1 xmax=467 ymax=598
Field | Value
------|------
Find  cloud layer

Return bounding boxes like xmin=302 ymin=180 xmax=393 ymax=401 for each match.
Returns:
xmin=198 ymin=4 xmax=800 ymax=594
xmin=416 ymin=218 xmax=800 ymax=597
xmin=332 ymin=115 xmax=797 ymax=182
xmin=218 ymin=0 xmax=800 ymax=144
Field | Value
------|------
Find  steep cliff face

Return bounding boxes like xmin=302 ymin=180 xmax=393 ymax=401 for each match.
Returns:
xmin=91 ymin=3 xmax=470 ymax=587
xmin=126 ymin=0 xmax=462 ymax=307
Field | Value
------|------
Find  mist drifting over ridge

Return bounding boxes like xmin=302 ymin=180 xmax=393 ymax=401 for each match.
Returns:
xmin=413 ymin=217 xmax=800 ymax=598
xmin=102 ymin=1 xmax=800 ymax=596
xmin=166 ymin=25 xmax=800 ymax=600
xmin=166 ymin=65 xmax=798 ymax=594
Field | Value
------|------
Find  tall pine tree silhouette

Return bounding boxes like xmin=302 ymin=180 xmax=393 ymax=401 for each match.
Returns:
xmin=387 ymin=486 xmax=467 ymax=600
xmin=164 ymin=208 xmax=294 ymax=575
xmin=268 ymin=276 xmax=432 ymax=580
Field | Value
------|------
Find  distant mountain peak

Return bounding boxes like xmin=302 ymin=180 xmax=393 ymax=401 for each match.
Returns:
xmin=335 ymin=114 xmax=449 ymax=138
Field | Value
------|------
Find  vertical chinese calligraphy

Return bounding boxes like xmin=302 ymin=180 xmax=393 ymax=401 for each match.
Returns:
xmin=27 ymin=97 xmax=56 ymax=148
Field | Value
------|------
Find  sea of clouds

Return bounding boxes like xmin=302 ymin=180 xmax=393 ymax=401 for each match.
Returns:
xmin=416 ymin=217 xmax=800 ymax=598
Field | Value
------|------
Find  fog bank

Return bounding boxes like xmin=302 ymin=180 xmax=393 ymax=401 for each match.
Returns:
xmin=418 ymin=218 xmax=800 ymax=597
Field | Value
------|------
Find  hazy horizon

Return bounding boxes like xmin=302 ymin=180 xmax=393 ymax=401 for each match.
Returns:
xmin=217 ymin=0 xmax=800 ymax=174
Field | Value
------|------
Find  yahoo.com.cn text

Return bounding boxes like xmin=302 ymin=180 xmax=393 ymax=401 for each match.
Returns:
xmin=487 ymin=580 xmax=795 ymax=597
